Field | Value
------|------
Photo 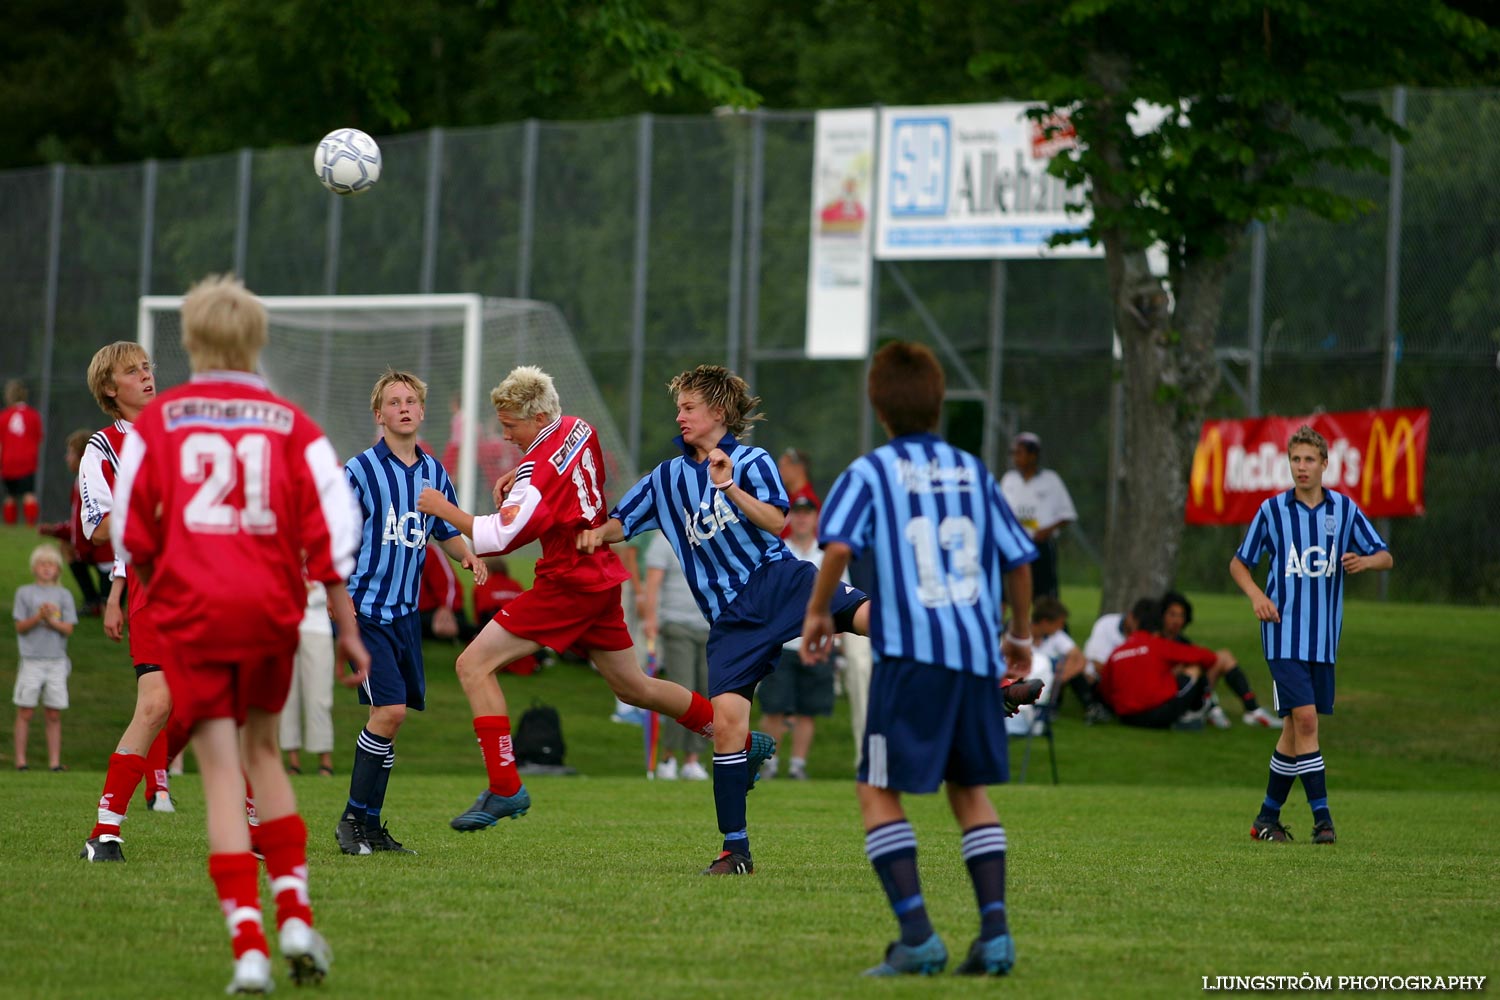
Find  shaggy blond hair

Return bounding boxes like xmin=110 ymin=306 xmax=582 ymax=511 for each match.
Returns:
xmin=29 ymin=543 xmax=63 ymax=572
xmin=370 ymin=369 xmax=429 ymax=413
xmin=1287 ymin=424 xmax=1328 ymax=461
xmin=86 ymin=342 xmax=151 ymax=418
xmin=490 ymin=366 xmax=560 ymax=421
xmin=181 ymin=274 xmax=267 ymax=373
xmin=668 ymin=365 xmax=763 ymax=437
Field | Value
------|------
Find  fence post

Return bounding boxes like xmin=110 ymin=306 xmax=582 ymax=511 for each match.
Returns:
xmin=36 ymin=164 xmax=65 ymax=508
xmin=234 ymin=148 xmax=252 ymax=279
xmin=1377 ymin=86 xmax=1408 ymax=601
xmin=983 ymin=261 xmax=1007 ymax=473
xmin=725 ymin=118 xmax=747 ymax=372
xmin=860 ymin=105 xmax=883 ymax=457
xmin=139 ymin=160 xmax=158 ymax=298
xmin=1247 ymin=220 xmax=1267 ymax=416
xmin=743 ymin=112 xmax=765 ymax=409
xmin=517 ymin=120 xmax=539 ymax=300
xmin=420 ymin=127 xmax=444 ymax=294
xmin=627 ymin=114 xmax=653 ymax=471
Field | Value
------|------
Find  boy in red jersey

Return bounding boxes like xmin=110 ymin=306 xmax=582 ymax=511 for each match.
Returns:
xmin=417 ymin=365 xmax=756 ymax=830
xmin=76 ymin=342 xmax=194 ymax=860
xmin=1 ymin=378 xmax=44 ymax=526
xmin=111 ymin=274 xmax=370 ymax=993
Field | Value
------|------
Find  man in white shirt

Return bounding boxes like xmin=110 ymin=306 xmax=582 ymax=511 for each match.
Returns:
xmin=999 ymin=432 xmax=1076 ymax=599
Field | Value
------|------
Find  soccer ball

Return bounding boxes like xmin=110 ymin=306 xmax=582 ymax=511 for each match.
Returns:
xmin=314 ymin=128 xmax=382 ymax=196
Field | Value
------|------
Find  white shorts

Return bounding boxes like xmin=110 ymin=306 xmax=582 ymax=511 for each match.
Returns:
xmin=14 ymin=657 xmax=70 ymax=710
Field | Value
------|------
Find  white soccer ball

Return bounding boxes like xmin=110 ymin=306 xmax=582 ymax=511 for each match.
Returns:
xmin=314 ymin=128 xmax=382 ymax=196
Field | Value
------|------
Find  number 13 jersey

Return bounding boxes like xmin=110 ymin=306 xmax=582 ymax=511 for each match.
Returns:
xmin=470 ymin=414 xmax=628 ymax=593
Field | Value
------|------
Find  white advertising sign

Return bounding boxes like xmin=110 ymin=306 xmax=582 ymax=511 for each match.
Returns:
xmin=875 ymin=102 xmax=1100 ymax=260
xmin=805 ymin=108 xmax=877 ymax=359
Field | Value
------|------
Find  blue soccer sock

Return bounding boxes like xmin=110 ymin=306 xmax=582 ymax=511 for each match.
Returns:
xmin=365 ymin=742 xmax=396 ymax=827
xmin=961 ymin=824 xmax=1009 ymax=941
xmin=712 ymin=750 xmax=750 ymax=857
xmin=866 ymin=820 xmax=934 ymax=947
xmin=345 ymin=728 xmax=391 ymax=824
xmin=1297 ymin=751 xmax=1331 ymax=825
xmin=1259 ymin=751 xmax=1298 ymax=820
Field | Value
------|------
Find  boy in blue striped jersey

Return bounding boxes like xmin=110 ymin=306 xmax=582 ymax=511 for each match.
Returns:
xmin=1231 ymin=424 xmax=1392 ymax=845
xmin=334 ymin=370 xmax=487 ymax=856
xmin=802 ymin=342 xmax=1042 ymax=978
xmin=581 ymin=365 xmax=873 ymax=876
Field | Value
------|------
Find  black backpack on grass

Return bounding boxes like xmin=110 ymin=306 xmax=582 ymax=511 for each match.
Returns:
xmin=514 ymin=701 xmax=566 ymax=766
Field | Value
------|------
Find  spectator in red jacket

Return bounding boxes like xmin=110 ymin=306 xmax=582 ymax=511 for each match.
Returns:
xmin=418 ymin=542 xmax=480 ymax=643
xmin=1 ymin=379 xmax=44 ymax=526
xmin=1097 ymin=598 xmax=1230 ymax=729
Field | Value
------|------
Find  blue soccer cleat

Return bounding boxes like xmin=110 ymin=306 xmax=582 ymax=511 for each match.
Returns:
xmin=450 ymin=786 xmax=531 ymax=831
xmin=864 ymin=934 xmax=948 ymax=976
xmin=746 ymin=731 xmax=777 ymax=792
xmin=955 ymin=934 xmax=1015 ymax=976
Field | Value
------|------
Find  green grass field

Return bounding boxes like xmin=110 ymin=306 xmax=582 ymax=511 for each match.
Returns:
xmin=0 ymin=523 xmax=1497 ymax=996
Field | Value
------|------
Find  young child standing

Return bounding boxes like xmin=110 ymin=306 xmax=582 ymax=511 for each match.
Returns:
xmin=13 ymin=544 xmax=77 ymax=771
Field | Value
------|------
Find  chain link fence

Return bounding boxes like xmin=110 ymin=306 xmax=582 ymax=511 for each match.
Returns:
xmin=2 ymin=91 xmax=1494 ymax=603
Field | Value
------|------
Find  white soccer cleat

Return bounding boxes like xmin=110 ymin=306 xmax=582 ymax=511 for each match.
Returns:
xmin=279 ymin=918 xmax=331 ymax=986
xmin=1206 ymin=701 xmax=1232 ymax=730
xmin=679 ymin=761 xmax=709 ymax=781
xmin=1243 ymin=707 xmax=1285 ymax=729
xmin=654 ymin=758 xmax=679 ymax=781
xmin=226 ymin=950 xmax=273 ymax=994
xmin=148 ymin=790 xmax=177 ymax=813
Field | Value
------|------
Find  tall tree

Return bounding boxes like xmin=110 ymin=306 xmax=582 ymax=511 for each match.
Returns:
xmin=965 ymin=0 xmax=1499 ymax=610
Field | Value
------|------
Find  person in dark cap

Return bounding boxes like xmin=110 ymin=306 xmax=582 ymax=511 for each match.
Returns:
xmin=999 ymin=432 xmax=1076 ymax=599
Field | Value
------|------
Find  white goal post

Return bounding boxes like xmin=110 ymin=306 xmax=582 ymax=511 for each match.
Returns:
xmin=138 ymin=293 xmax=636 ymax=524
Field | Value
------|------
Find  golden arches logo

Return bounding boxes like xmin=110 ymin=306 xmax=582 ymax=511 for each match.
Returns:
xmin=1190 ymin=426 xmax=1225 ymax=513
xmin=1362 ymin=416 xmax=1418 ymax=506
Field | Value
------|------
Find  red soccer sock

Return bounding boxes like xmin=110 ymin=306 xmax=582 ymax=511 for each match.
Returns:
xmin=208 ymin=852 xmax=269 ymax=959
xmin=165 ymin=714 xmax=194 ymax=761
xmin=144 ymin=728 xmax=170 ymax=799
xmin=22 ymin=497 xmax=39 ymax=527
xmin=91 ymin=752 xmax=147 ymax=838
xmin=473 ymin=715 xmax=521 ymax=796
xmin=675 ymin=692 xmax=714 ymax=740
xmin=1 ymin=499 xmax=14 ymax=525
xmin=256 ymin=814 xmax=313 ymax=930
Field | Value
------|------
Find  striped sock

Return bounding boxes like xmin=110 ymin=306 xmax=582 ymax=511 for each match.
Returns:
xmin=866 ymin=820 xmax=933 ymax=946
xmin=366 ymin=743 xmax=396 ymax=827
xmin=209 ymin=852 xmax=268 ymax=959
xmin=1259 ymin=751 xmax=1298 ymax=820
xmin=345 ymin=728 xmax=389 ymax=823
xmin=712 ymin=750 xmax=749 ymax=857
xmin=257 ymin=814 xmax=313 ymax=929
xmin=1297 ymin=751 xmax=1331 ymax=825
xmin=961 ymin=824 xmax=1009 ymax=940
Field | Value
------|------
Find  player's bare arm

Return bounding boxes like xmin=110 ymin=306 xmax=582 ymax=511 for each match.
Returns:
xmin=1342 ymin=550 xmax=1394 ymax=575
xmin=438 ymin=533 xmax=489 ymax=586
xmin=492 ymin=468 xmax=517 ymax=508
xmin=707 ymin=448 xmax=787 ymax=535
xmin=1001 ymin=562 xmax=1034 ymax=676
xmin=801 ymin=541 xmax=852 ymax=665
xmin=576 ymin=517 xmax=625 ymax=554
xmin=326 ymin=581 xmax=371 ymax=687
xmin=103 ymin=574 xmax=126 ymax=642
xmin=417 ymin=486 xmax=475 ymax=536
xmin=1229 ymin=557 xmax=1280 ymax=622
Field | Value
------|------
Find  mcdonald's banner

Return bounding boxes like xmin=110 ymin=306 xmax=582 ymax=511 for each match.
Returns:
xmin=1186 ymin=408 xmax=1429 ymax=525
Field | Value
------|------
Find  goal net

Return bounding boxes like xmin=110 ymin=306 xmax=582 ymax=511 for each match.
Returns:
xmin=137 ymin=294 xmax=637 ymax=521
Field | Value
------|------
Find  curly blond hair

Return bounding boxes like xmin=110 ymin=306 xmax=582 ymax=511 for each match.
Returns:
xmin=490 ymin=366 xmax=560 ymax=421
xmin=668 ymin=365 xmax=763 ymax=436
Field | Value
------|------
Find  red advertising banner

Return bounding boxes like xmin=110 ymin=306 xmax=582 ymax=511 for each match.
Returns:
xmin=1186 ymin=408 xmax=1429 ymax=525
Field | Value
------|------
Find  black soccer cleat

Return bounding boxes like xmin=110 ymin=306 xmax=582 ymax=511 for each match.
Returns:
xmin=700 ymin=851 xmax=753 ymax=875
xmin=1312 ymin=820 xmax=1337 ymax=844
xmin=80 ymin=835 xmax=126 ymax=862
xmin=1001 ymin=677 xmax=1046 ymax=717
xmin=366 ymin=821 xmax=417 ymax=854
xmin=1250 ymin=817 xmax=1294 ymax=842
xmin=334 ymin=814 xmax=372 ymax=856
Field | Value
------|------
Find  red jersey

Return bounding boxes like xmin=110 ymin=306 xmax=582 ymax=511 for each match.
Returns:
xmin=1097 ymin=630 xmax=1218 ymax=717
xmin=112 ymin=372 xmax=358 ymax=656
xmin=0 ymin=403 xmax=43 ymax=479
xmin=69 ymin=480 xmax=113 ymax=565
xmin=470 ymin=414 xmax=628 ymax=593
xmin=418 ymin=542 xmax=463 ymax=614
xmin=78 ymin=420 xmax=150 ymax=624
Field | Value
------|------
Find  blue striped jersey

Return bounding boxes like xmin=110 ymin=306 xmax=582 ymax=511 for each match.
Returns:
xmin=819 ymin=433 xmax=1037 ymax=676
xmin=345 ymin=439 xmax=459 ymax=623
xmin=1234 ymin=489 xmax=1388 ymax=664
xmin=611 ymin=433 xmax=790 ymax=623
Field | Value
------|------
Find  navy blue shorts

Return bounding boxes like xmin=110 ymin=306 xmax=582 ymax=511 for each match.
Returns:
xmin=706 ymin=559 xmax=866 ymax=698
xmin=1268 ymin=658 xmax=1335 ymax=716
xmin=355 ymin=611 xmax=426 ymax=710
xmin=858 ymin=656 xmax=1010 ymax=794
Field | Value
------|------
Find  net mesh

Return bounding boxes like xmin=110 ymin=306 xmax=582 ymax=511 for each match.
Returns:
xmin=143 ymin=297 xmax=638 ymax=513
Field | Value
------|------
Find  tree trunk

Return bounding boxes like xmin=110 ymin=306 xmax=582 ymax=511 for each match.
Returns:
xmin=1098 ymin=244 xmax=1233 ymax=614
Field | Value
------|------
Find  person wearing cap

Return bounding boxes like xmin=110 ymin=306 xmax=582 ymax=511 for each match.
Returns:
xmin=755 ymin=494 xmax=836 ymax=780
xmin=999 ymin=432 xmax=1077 ymax=599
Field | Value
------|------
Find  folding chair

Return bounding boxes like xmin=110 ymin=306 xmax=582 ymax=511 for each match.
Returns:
xmin=1016 ymin=652 xmax=1061 ymax=785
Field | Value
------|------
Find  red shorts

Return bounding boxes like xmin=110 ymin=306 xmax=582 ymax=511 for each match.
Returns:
xmin=496 ymin=578 xmax=632 ymax=656
xmin=128 ymin=606 xmax=172 ymax=671
xmin=163 ymin=648 xmax=295 ymax=727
